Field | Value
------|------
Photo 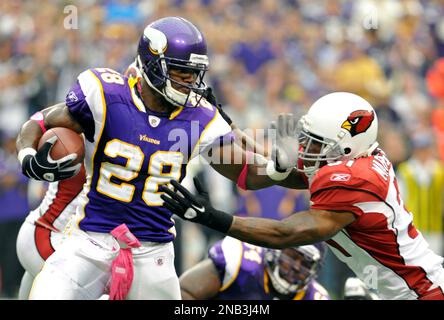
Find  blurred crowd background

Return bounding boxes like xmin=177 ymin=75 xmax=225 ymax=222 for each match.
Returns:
xmin=1 ymin=0 xmax=444 ymax=299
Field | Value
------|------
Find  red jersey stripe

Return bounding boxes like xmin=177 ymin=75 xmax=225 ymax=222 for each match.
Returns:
xmin=34 ymin=225 xmax=55 ymax=260
xmin=345 ymin=218 xmax=436 ymax=298
xmin=326 ymin=238 xmax=352 ymax=257
xmin=39 ymin=165 xmax=85 ymax=227
xmin=34 ymin=165 xmax=85 ymax=261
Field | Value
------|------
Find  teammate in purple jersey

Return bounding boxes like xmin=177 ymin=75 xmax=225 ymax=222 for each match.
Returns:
xmin=180 ymin=237 xmax=329 ymax=300
xmin=15 ymin=17 xmax=306 ymax=300
xmin=236 ymin=186 xmax=309 ymax=220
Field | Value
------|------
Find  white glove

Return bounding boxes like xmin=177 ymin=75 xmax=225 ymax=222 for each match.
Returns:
xmin=270 ymin=113 xmax=300 ymax=171
xmin=344 ymin=277 xmax=380 ymax=300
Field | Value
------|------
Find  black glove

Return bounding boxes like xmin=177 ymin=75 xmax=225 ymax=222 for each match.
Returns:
xmin=21 ymin=136 xmax=81 ymax=182
xmin=204 ymin=87 xmax=232 ymax=125
xmin=159 ymin=177 xmax=233 ymax=233
xmin=216 ymin=103 xmax=233 ymax=126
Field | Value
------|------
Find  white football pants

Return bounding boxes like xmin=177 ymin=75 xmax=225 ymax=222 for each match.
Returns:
xmin=28 ymin=229 xmax=181 ymax=300
xmin=16 ymin=220 xmax=67 ymax=299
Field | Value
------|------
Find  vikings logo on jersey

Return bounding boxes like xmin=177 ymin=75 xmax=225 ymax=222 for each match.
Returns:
xmin=341 ymin=110 xmax=375 ymax=137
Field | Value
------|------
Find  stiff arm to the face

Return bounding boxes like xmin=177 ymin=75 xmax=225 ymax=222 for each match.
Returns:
xmin=202 ymin=113 xmax=307 ymax=190
xmin=161 ymin=179 xmax=356 ymax=248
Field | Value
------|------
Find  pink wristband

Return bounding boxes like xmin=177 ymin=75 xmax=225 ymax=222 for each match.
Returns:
xmin=30 ymin=112 xmax=47 ymax=133
xmin=237 ymin=151 xmax=253 ymax=190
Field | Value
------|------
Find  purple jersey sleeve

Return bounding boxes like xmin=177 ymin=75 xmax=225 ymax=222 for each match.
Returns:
xmin=65 ymin=80 xmax=95 ymax=142
xmin=208 ymin=240 xmax=226 ymax=283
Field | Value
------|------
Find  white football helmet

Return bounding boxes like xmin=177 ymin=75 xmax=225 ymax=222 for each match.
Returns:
xmin=297 ymin=92 xmax=379 ymax=177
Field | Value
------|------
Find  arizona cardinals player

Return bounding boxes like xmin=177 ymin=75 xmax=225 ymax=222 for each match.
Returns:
xmin=161 ymin=92 xmax=444 ymax=300
xmin=180 ymin=237 xmax=329 ymax=300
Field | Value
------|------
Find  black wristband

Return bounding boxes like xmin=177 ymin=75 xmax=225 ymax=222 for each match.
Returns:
xmin=200 ymin=209 xmax=233 ymax=234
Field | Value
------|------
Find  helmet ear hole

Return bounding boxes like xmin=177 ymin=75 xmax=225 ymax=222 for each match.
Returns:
xmin=344 ymin=147 xmax=351 ymax=155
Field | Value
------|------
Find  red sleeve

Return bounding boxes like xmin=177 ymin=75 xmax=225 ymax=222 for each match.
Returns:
xmin=309 ymin=160 xmax=384 ymax=217
xmin=310 ymin=187 xmax=376 ymax=217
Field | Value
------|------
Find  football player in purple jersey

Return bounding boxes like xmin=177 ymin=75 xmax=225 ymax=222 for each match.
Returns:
xmin=15 ymin=17 xmax=306 ymax=300
xmin=180 ymin=237 xmax=329 ymax=300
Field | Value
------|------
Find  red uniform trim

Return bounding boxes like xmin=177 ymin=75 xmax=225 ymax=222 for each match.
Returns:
xmin=310 ymin=186 xmax=378 ymax=217
xmin=34 ymin=225 xmax=55 ymax=260
xmin=34 ymin=165 xmax=85 ymax=260
xmin=38 ymin=166 xmax=85 ymax=227
xmin=297 ymin=158 xmax=309 ymax=186
xmin=326 ymin=238 xmax=352 ymax=257
xmin=310 ymin=155 xmax=390 ymax=201
xmin=418 ymin=287 xmax=444 ymax=300
xmin=345 ymin=216 xmax=439 ymax=299
xmin=236 ymin=151 xmax=253 ymax=190
xmin=408 ymin=223 xmax=419 ymax=239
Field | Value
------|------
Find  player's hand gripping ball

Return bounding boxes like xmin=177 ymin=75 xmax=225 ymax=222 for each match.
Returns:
xmin=21 ymin=127 xmax=84 ymax=182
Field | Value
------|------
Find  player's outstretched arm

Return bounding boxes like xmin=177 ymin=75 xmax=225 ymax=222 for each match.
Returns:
xmin=179 ymin=259 xmax=222 ymax=300
xmin=228 ymin=209 xmax=355 ymax=249
xmin=161 ymin=179 xmax=356 ymax=248
xmin=16 ymin=103 xmax=83 ymax=182
xmin=208 ymin=114 xmax=307 ymax=190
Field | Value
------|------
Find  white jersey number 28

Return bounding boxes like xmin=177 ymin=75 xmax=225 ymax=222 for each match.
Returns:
xmin=97 ymin=139 xmax=183 ymax=206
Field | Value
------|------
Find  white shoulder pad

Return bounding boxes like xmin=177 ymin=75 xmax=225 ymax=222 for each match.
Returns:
xmin=191 ymin=110 xmax=232 ymax=159
xmin=77 ymin=70 xmax=106 ymax=143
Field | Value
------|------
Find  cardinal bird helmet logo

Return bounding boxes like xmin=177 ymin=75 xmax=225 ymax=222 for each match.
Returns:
xmin=341 ymin=110 xmax=375 ymax=137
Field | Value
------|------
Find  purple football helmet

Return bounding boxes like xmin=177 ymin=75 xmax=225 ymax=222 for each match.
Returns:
xmin=264 ymin=243 xmax=326 ymax=296
xmin=136 ymin=16 xmax=209 ymax=107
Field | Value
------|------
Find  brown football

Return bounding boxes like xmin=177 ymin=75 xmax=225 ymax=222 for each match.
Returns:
xmin=37 ymin=127 xmax=85 ymax=165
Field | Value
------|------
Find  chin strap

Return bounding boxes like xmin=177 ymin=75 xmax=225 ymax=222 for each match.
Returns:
xmin=269 ymin=266 xmax=299 ymax=296
xmin=137 ymin=56 xmax=166 ymax=97
xmin=137 ymin=55 xmax=190 ymax=108
xmin=366 ymin=142 xmax=379 ymax=156
xmin=164 ymin=81 xmax=190 ymax=106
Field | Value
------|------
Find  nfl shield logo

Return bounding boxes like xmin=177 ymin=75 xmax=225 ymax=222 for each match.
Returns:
xmin=155 ymin=256 xmax=165 ymax=266
xmin=67 ymin=91 xmax=78 ymax=102
xmin=149 ymin=115 xmax=160 ymax=127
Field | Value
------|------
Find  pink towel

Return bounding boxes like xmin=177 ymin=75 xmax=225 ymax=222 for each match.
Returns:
xmin=109 ymin=224 xmax=141 ymax=300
